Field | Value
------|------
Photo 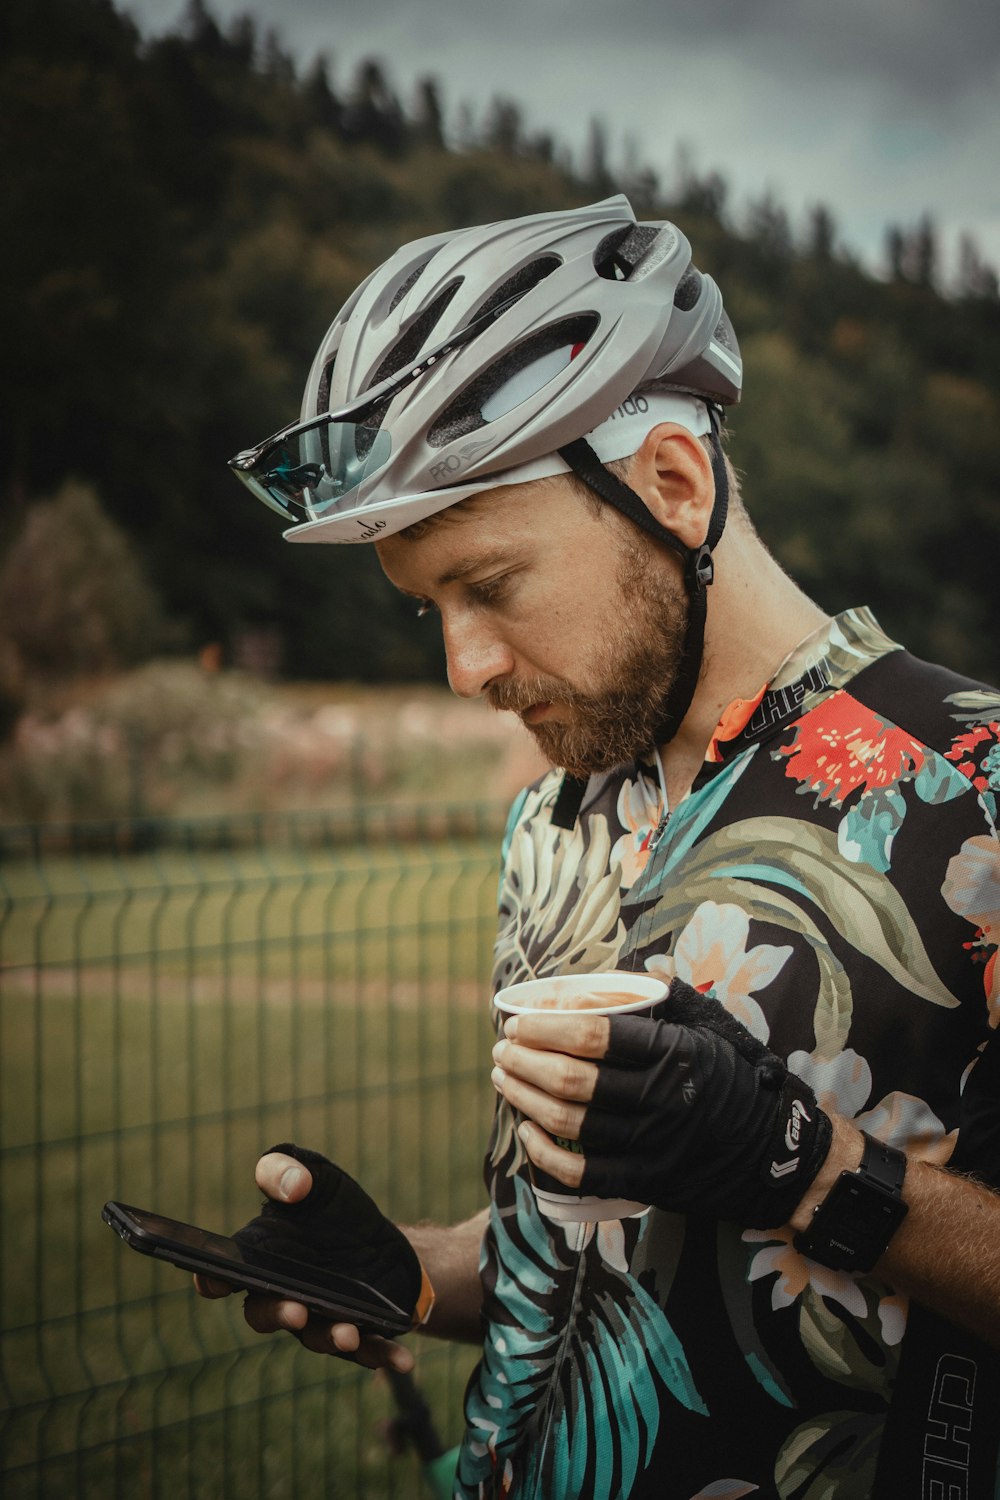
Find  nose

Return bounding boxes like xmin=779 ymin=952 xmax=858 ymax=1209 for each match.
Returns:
xmin=442 ymin=612 xmax=515 ymax=699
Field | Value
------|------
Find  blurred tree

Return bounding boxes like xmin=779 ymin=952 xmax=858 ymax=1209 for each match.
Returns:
xmin=453 ymin=99 xmax=477 ymax=151
xmin=413 ymin=76 xmax=445 ymax=149
xmin=745 ymin=191 xmax=794 ymax=261
xmin=0 ymin=482 xmax=163 ymax=680
xmin=886 ymin=224 xmax=906 ymax=281
xmin=622 ymin=133 xmax=660 ymax=216
xmin=673 ymin=143 xmax=729 ymax=220
xmin=584 ymin=117 xmax=614 ymax=196
xmin=342 ymin=58 xmax=406 ymax=153
xmin=183 ymin=0 xmax=224 ymax=55
xmin=525 ymin=130 xmax=556 ymax=166
xmin=956 ymin=234 xmax=999 ymax=300
xmin=806 ymin=204 xmax=837 ymax=261
xmin=225 ymin=12 xmax=257 ymax=68
xmin=888 ymin=214 xmax=939 ymax=288
xmin=909 ymin=213 xmax=938 ymax=288
xmin=483 ymin=96 xmax=524 ymax=156
xmin=261 ymin=27 xmax=296 ymax=86
xmin=302 ymin=54 xmax=343 ymax=134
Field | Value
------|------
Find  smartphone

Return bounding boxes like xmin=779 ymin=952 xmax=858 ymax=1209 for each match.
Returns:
xmin=102 ymin=1201 xmax=411 ymax=1337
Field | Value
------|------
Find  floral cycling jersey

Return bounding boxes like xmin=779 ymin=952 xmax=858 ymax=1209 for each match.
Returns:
xmin=455 ymin=608 xmax=1000 ymax=1500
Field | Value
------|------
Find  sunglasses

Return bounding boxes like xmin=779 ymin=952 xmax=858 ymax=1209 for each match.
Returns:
xmin=227 ymin=293 xmax=523 ymax=521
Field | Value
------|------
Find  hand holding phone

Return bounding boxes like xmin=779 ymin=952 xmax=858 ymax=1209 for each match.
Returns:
xmin=104 ymin=1143 xmax=434 ymax=1368
xmin=102 ymin=1199 xmax=413 ymax=1336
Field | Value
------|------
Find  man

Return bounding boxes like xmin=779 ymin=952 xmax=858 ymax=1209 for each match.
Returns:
xmin=207 ymin=197 xmax=1000 ymax=1497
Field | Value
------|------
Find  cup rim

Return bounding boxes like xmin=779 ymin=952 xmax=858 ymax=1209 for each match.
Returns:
xmin=494 ymin=971 xmax=668 ymax=1016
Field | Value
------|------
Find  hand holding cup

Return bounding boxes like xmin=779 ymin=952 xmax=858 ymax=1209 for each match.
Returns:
xmin=492 ymin=971 xmax=667 ymax=1221
xmin=493 ymin=975 xmax=834 ymax=1231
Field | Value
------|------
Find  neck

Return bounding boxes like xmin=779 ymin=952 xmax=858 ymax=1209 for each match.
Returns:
xmin=659 ymin=522 xmax=829 ymax=792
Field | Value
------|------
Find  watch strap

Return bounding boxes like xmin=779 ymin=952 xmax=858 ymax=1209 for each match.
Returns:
xmin=859 ymin=1131 xmax=907 ymax=1195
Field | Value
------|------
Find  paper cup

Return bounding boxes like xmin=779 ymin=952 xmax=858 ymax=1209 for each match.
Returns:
xmin=493 ymin=971 xmax=668 ymax=1222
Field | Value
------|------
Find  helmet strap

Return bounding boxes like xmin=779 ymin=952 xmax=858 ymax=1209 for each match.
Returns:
xmin=549 ymin=406 xmax=730 ymax=829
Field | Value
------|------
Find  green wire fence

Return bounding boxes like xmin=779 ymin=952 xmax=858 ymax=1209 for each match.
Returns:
xmin=0 ymin=802 xmax=506 ymax=1499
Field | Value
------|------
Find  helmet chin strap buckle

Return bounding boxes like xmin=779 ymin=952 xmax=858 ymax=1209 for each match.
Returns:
xmin=688 ymin=542 xmax=714 ymax=589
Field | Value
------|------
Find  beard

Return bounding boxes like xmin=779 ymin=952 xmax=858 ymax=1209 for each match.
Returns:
xmin=487 ymin=536 xmax=690 ymax=778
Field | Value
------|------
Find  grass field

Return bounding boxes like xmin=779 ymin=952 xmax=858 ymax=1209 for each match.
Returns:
xmin=0 ymin=814 xmax=503 ymax=1498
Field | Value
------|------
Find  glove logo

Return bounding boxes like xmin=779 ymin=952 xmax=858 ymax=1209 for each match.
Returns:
xmin=769 ymin=1099 xmax=812 ymax=1179
xmin=785 ymin=1098 xmax=812 ymax=1153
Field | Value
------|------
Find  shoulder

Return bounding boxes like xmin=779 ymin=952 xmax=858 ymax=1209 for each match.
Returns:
xmin=848 ymin=649 xmax=1000 ymax=758
xmin=845 ymin=650 xmax=1000 ymax=827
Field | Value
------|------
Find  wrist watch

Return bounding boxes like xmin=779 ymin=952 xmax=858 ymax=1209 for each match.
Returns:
xmin=793 ymin=1132 xmax=908 ymax=1272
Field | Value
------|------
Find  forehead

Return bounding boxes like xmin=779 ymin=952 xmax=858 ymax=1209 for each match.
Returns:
xmin=375 ymin=477 xmax=580 ymax=592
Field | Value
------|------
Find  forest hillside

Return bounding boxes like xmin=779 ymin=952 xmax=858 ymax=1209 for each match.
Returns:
xmin=3 ymin=0 xmax=999 ymax=713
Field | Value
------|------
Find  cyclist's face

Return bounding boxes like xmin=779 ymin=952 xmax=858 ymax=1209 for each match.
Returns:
xmin=377 ymin=478 xmax=687 ymax=776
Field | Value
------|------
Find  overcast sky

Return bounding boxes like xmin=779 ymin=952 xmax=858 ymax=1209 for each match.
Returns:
xmin=121 ymin=0 xmax=1000 ymax=279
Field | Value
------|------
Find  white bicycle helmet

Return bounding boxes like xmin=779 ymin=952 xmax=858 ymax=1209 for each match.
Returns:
xmin=229 ymin=196 xmax=742 ymax=764
xmin=229 ymin=195 xmax=741 ymax=546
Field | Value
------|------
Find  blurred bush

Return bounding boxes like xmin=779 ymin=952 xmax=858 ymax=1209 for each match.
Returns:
xmin=0 ymin=664 xmax=544 ymax=823
xmin=0 ymin=480 xmax=163 ymax=686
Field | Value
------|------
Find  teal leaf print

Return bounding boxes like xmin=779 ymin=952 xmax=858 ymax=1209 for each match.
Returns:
xmin=913 ymin=754 xmax=972 ymax=806
xmin=837 ymin=784 xmax=906 ymax=872
xmin=459 ymin=1179 xmax=705 ymax=1500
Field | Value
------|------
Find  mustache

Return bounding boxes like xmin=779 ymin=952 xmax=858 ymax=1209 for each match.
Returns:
xmin=486 ymin=674 xmax=581 ymax=715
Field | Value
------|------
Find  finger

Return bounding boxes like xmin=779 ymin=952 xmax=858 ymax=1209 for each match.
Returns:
xmin=194 ymin=1272 xmax=240 ymax=1299
xmin=602 ymin=1014 xmax=677 ymax=1067
xmin=343 ymin=1333 xmax=415 ymax=1373
xmin=246 ymin=1305 xmax=414 ymax=1372
xmin=492 ymin=1038 xmax=598 ymax=1103
xmin=243 ymin=1294 xmax=310 ymax=1335
xmin=579 ymin=1102 xmax=653 ymax=1154
xmin=502 ymin=1011 xmax=611 ymax=1058
xmin=255 ymin=1151 xmax=314 ymax=1203
xmin=517 ymin=1120 xmax=586 ymax=1188
xmin=492 ymin=1068 xmax=587 ymax=1142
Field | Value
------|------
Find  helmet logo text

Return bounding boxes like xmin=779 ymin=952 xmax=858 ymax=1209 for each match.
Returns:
xmin=349 ymin=518 xmax=386 ymax=542
xmin=429 ymin=455 xmax=463 ymax=482
xmin=608 ymin=395 xmax=650 ymax=420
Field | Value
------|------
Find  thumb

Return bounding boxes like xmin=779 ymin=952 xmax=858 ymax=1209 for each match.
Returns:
xmin=255 ymin=1151 xmax=313 ymax=1204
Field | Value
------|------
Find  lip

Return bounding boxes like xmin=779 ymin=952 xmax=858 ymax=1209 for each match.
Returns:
xmin=521 ymin=702 xmax=553 ymax=725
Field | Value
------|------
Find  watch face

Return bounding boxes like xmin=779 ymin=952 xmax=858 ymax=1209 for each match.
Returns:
xmin=795 ymin=1172 xmax=908 ymax=1272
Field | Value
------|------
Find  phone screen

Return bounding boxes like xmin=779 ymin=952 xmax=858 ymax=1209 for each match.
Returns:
xmin=102 ymin=1202 xmax=410 ymax=1334
xmin=124 ymin=1208 xmax=250 ymax=1264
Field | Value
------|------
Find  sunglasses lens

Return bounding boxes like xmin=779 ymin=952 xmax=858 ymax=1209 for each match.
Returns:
xmin=234 ymin=423 xmax=393 ymax=520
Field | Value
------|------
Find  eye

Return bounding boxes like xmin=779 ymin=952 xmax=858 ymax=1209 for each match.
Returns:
xmin=469 ymin=573 xmax=511 ymax=606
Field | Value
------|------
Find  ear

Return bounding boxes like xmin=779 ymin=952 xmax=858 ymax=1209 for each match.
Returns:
xmin=627 ymin=423 xmax=715 ymax=549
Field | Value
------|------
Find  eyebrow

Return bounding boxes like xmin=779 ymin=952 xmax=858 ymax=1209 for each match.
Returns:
xmin=435 ymin=546 xmax=516 ymax=588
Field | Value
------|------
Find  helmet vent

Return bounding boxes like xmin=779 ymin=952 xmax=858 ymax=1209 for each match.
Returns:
xmin=317 ymin=354 xmax=336 ymax=413
xmin=673 ymin=267 xmax=703 ymax=311
xmin=427 ymin=315 xmax=599 ymax=448
xmin=367 ymin=282 xmax=461 ymax=391
xmin=594 ymin=225 xmax=658 ymax=280
xmin=388 ymin=259 xmax=431 ymax=313
xmin=712 ymin=315 xmax=736 ymax=351
xmin=475 ymin=257 xmax=561 ymax=319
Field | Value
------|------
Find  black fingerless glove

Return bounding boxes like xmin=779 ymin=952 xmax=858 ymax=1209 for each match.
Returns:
xmin=233 ymin=1142 xmax=433 ymax=1326
xmin=579 ymin=981 xmax=832 ymax=1229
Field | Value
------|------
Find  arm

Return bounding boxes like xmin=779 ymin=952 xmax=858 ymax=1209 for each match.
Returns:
xmin=196 ymin=1151 xmax=486 ymax=1369
xmin=790 ymin=1114 xmax=1000 ymax=1345
xmin=405 ymin=1210 xmax=488 ymax=1345
xmin=494 ymin=1010 xmax=1000 ymax=1348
